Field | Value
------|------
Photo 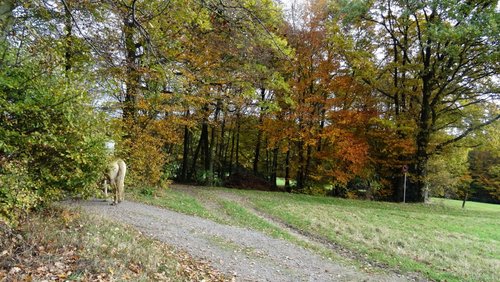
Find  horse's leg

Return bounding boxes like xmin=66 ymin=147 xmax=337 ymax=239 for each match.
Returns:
xmin=118 ymin=177 xmax=124 ymax=203
xmin=117 ymin=186 xmax=122 ymax=203
xmin=114 ymin=185 xmax=118 ymax=205
xmin=119 ymin=185 xmax=124 ymax=203
xmin=110 ymin=182 xmax=118 ymax=205
xmin=117 ymin=161 xmax=126 ymax=203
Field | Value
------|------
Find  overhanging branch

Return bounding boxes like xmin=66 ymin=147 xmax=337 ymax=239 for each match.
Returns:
xmin=433 ymin=114 xmax=500 ymax=154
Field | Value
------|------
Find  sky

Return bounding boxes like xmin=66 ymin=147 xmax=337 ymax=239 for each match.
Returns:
xmin=278 ymin=0 xmax=306 ymax=10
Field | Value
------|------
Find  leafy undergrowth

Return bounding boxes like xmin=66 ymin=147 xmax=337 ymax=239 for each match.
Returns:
xmin=0 ymin=207 xmax=227 ymax=281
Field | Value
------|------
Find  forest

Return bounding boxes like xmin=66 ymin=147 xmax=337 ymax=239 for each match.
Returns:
xmin=1 ymin=0 xmax=499 ymax=224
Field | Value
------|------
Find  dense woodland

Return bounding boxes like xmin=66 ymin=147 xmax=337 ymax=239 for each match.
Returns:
xmin=1 ymin=0 xmax=499 ymax=224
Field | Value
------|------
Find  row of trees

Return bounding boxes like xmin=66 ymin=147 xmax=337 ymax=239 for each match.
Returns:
xmin=1 ymin=0 xmax=498 ymax=223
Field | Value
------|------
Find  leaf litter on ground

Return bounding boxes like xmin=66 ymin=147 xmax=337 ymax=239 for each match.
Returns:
xmin=0 ymin=207 xmax=228 ymax=281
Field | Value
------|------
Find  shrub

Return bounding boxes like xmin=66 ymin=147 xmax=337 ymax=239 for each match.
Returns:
xmin=122 ymin=128 xmax=167 ymax=188
xmin=0 ymin=161 xmax=40 ymax=225
xmin=0 ymin=65 xmax=107 ymax=225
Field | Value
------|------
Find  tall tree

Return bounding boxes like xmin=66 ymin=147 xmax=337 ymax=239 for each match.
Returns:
xmin=331 ymin=0 xmax=500 ymax=201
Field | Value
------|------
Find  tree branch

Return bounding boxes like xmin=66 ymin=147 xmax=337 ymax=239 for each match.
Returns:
xmin=433 ymin=115 xmax=500 ymax=154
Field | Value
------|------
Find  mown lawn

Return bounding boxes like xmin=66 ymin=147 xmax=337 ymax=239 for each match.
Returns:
xmin=133 ymin=186 xmax=499 ymax=282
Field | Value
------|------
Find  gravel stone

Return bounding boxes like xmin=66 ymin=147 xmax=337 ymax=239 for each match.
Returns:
xmin=67 ymin=199 xmax=422 ymax=282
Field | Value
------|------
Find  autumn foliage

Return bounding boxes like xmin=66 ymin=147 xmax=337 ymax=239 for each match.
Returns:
xmin=1 ymin=0 xmax=499 ymax=225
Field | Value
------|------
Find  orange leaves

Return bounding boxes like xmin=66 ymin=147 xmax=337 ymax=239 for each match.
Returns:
xmin=316 ymin=122 xmax=371 ymax=185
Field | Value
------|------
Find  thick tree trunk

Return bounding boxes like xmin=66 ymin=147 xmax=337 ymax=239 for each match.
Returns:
xmin=410 ymin=150 xmax=428 ymax=202
xmin=408 ymin=69 xmax=433 ymax=202
xmin=405 ymin=20 xmax=434 ymax=203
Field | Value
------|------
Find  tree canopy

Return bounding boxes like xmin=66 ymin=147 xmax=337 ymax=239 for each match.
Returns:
xmin=1 ymin=0 xmax=498 ymax=223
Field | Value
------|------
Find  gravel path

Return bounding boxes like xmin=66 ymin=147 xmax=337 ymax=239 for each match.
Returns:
xmin=68 ymin=200 xmax=414 ymax=282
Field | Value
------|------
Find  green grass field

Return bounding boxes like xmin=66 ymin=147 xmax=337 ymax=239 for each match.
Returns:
xmin=130 ymin=187 xmax=500 ymax=282
xmin=244 ymin=192 xmax=499 ymax=282
xmin=431 ymin=197 xmax=500 ymax=212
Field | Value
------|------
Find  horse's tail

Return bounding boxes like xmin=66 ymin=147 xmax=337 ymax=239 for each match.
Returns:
xmin=116 ymin=159 xmax=127 ymax=201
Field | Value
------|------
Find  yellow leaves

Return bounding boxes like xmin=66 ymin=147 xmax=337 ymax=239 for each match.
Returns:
xmin=123 ymin=131 xmax=166 ymax=187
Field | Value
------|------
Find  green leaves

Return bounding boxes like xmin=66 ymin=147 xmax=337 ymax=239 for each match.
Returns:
xmin=0 ymin=53 xmax=108 ymax=224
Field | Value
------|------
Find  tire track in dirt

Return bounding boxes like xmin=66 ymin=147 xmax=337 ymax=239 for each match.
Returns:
xmin=67 ymin=197 xmax=420 ymax=282
xmin=171 ymin=184 xmax=427 ymax=282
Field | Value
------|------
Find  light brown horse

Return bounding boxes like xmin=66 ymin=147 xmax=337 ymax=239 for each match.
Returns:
xmin=103 ymin=159 xmax=127 ymax=205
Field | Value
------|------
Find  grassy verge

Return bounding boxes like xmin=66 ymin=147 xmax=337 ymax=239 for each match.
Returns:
xmin=0 ymin=206 xmax=225 ymax=281
xmin=128 ymin=188 xmax=294 ymax=241
xmin=128 ymin=187 xmax=362 ymax=268
xmin=128 ymin=188 xmax=213 ymax=219
xmin=128 ymin=186 xmax=499 ymax=281
xmin=239 ymin=191 xmax=499 ymax=282
xmin=218 ymin=199 xmax=293 ymax=240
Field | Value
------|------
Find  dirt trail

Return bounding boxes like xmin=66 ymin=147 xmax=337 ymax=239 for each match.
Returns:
xmin=172 ymin=185 xmax=412 ymax=275
xmin=67 ymin=197 xmax=423 ymax=282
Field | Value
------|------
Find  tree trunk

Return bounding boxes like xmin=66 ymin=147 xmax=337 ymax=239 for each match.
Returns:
xmin=296 ymin=141 xmax=305 ymax=189
xmin=201 ymin=120 xmax=209 ymax=173
xmin=406 ymin=22 xmax=434 ymax=203
xmin=265 ymin=138 xmax=270 ymax=178
xmin=207 ymin=103 xmax=220 ymax=185
xmin=253 ymin=88 xmax=266 ymax=175
xmin=218 ymin=110 xmax=226 ymax=179
xmin=409 ymin=77 xmax=432 ymax=202
xmin=253 ymin=124 xmax=263 ymax=175
xmin=189 ymin=130 xmax=203 ymax=180
xmin=180 ymin=110 xmax=190 ymax=181
xmin=64 ymin=1 xmax=72 ymax=75
xmin=229 ymin=119 xmax=236 ymax=175
xmin=304 ymin=145 xmax=312 ymax=186
xmin=123 ymin=15 xmax=138 ymax=123
xmin=271 ymin=147 xmax=278 ymax=190
xmin=285 ymin=148 xmax=291 ymax=193
xmin=235 ymin=111 xmax=241 ymax=171
xmin=393 ymin=36 xmax=400 ymax=116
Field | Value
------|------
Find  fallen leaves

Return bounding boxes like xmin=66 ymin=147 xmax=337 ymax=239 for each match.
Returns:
xmin=1 ymin=208 xmax=229 ymax=281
